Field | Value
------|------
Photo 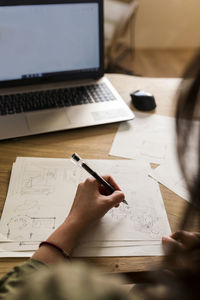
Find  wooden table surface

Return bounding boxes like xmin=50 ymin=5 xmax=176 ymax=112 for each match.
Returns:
xmin=0 ymin=74 xmax=187 ymax=277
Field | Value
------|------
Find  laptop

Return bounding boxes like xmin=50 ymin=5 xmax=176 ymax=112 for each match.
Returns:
xmin=0 ymin=0 xmax=134 ymax=140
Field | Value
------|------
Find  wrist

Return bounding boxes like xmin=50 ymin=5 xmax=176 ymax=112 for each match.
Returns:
xmin=46 ymin=216 xmax=84 ymax=255
xmin=64 ymin=214 xmax=88 ymax=236
xmin=32 ymin=216 xmax=85 ymax=264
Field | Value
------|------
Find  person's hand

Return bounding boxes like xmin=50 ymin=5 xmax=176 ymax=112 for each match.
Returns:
xmin=66 ymin=175 xmax=125 ymax=232
xmin=162 ymin=230 xmax=200 ymax=254
xmin=33 ymin=175 xmax=124 ymax=263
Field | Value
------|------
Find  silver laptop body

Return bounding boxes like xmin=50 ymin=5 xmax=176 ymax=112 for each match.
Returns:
xmin=0 ymin=0 xmax=134 ymax=140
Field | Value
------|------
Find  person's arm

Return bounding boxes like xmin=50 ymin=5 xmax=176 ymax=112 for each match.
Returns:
xmin=32 ymin=175 xmax=124 ymax=264
xmin=0 ymin=175 xmax=124 ymax=299
xmin=0 ymin=259 xmax=47 ymax=299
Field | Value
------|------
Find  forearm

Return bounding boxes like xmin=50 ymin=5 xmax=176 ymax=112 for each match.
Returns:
xmin=33 ymin=176 xmax=124 ymax=265
xmin=32 ymin=216 xmax=84 ymax=264
xmin=0 ymin=218 xmax=83 ymax=297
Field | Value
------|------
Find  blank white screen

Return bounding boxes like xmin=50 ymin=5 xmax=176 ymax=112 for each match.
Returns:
xmin=0 ymin=3 xmax=99 ymax=81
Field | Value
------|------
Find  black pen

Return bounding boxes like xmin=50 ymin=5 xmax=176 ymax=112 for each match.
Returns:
xmin=71 ymin=153 xmax=128 ymax=205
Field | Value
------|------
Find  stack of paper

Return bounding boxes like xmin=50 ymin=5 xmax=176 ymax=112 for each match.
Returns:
xmin=110 ymin=112 xmax=198 ymax=203
xmin=149 ymin=151 xmax=190 ymax=201
xmin=0 ymin=157 xmax=171 ymax=257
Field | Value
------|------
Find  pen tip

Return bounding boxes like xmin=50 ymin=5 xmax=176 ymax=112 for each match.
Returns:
xmin=123 ymin=199 xmax=128 ymax=205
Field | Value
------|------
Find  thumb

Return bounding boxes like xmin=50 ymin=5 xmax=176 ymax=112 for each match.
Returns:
xmin=109 ymin=190 xmax=125 ymax=207
xmin=162 ymin=236 xmax=183 ymax=255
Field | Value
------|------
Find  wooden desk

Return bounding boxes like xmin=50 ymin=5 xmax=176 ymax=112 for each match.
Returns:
xmin=0 ymin=74 xmax=187 ymax=277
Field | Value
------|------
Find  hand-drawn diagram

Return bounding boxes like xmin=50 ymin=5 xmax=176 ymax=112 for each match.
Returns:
xmin=108 ymin=203 xmax=161 ymax=239
xmin=110 ymin=113 xmax=176 ymax=164
xmin=132 ymin=205 xmax=160 ymax=238
xmin=20 ymin=167 xmax=58 ymax=196
xmin=140 ymin=140 xmax=168 ymax=161
xmin=63 ymin=167 xmax=77 ymax=181
xmin=107 ymin=189 xmax=137 ymax=222
xmin=15 ymin=199 xmax=40 ymax=213
xmin=0 ymin=158 xmax=171 ymax=256
xmin=107 ymin=204 xmax=133 ymax=221
xmin=150 ymin=160 xmax=189 ymax=201
xmin=105 ymin=183 xmax=167 ymax=240
xmin=6 ymin=215 xmax=56 ymax=240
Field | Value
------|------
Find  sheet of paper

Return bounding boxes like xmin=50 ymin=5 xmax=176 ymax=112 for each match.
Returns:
xmin=73 ymin=244 xmax=163 ymax=257
xmin=149 ymin=156 xmax=189 ymax=201
xmin=149 ymin=119 xmax=199 ymax=202
xmin=0 ymin=158 xmax=79 ymax=241
xmin=0 ymin=251 xmax=33 ymax=258
xmin=78 ymin=240 xmax=160 ymax=247
xmin=0 ymin=241 xmax=39 ymax=252
xmin=0 ymin=245 xmax=162 ymax=258
xmin=0 ymin=240 xmax=160 ymax=252
xmin=0 ymin=157 xmax=171 ymax=257
xmin=110 ymin=112 xmax=176 ymax=164
xmin=0 ymin=233 xmax=10 ymax=241
xmin=72 ymin=159 xmax=171 ymax=244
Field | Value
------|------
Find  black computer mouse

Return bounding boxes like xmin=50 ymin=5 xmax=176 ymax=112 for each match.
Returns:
xmin=130 ymin=90 xmax=156 ymax=111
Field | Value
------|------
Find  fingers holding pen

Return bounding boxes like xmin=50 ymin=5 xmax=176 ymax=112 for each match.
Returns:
xmin=107 ymin=190 xmax=125 ymax=208
xmin=98 ymin=174 xmax=125 ymax=207
xmin=102 ymin=174 xmax=122 ymax=190
xmin=71 ymin=175 xmax=124 ymax=211
xmin=86 ymin=174 xmax=125 ymax=206
xmin=98 ymin=174 xmax=122 ymax=194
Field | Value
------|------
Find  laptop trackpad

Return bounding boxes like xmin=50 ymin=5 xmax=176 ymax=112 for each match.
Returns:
xmin=26 ymin=109 xmax=70 ymax=132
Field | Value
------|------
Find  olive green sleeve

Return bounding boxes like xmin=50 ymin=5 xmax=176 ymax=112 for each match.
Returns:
xmin=0 ymin=259 xmax=48 ymax=299
xmin=0 ymin=260 xmax=140 ymax=300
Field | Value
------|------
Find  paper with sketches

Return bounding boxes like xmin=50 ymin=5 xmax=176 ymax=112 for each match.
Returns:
xmin=0 ymin=157 xmax=171 ymax=257
xmin=0 ymin=157 xmax=79 ymax=242
xmin=0 ymin=240 xmax=160 ymax=252
xmin=149 ymin=119 xmax=199 ymax=202
xmin=0 ymin=233 xmax=10 ymax=241
xmin=110 ymin=112 xmax=176 ymax=164
xmin=0 ymin=241 xmax=39 ymax=252
xmin=149 ymin=155 xmax=189 ymax=201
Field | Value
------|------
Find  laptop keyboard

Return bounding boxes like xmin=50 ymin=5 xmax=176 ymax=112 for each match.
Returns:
xmin=0 ymin=83 xmax=116 ymax=115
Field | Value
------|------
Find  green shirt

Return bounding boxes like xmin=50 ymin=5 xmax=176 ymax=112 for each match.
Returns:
xmin=0 ymin=259 xmax=137 ymax=300
xmin=0 ymin=259 xmax=47 ymax=299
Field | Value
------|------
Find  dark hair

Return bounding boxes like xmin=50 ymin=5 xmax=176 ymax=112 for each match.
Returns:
xmin=130 ymin=52 xmax=200 ymax=300
xmin=156 ymin=52 xmax=200 ymax=299
xmin=176 ymin=51 xmax=200 ymax=228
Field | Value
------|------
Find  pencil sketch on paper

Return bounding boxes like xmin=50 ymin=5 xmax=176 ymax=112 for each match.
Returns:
xmin=0 ymin=158 xmax=171 ymax=257
xmin=149 ymin=158 xmax=189 ymax=202
xmin=15 ymin=199 xmax=40 ymax=213
xmin=140 ymin=140 xmax=167 ymax=161
xmin=19 ymin=168 xmax=58 ymax=196
xmin=105 ymin=185 xmax=166 ymax=239
xmin=107 ymin=204 xmax=133 ymax=222
xmin=6 ymin=215 xmax=56 ymax=240
xmin=108 ymin=203 xmax=161 ymax=239
xmin=107 ymin=190 xmax=136 ymax=222
xmin=109 ymin=112 xmax=176 ymax=164
xmin=132 ymin=205 xmax=160 ymax=237
xmin=63 ymin=168 xmax=77 ymax=181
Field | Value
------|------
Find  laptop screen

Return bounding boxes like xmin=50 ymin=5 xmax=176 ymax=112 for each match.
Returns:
xmin=0 ymin=0 xmax=104 ymax=87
